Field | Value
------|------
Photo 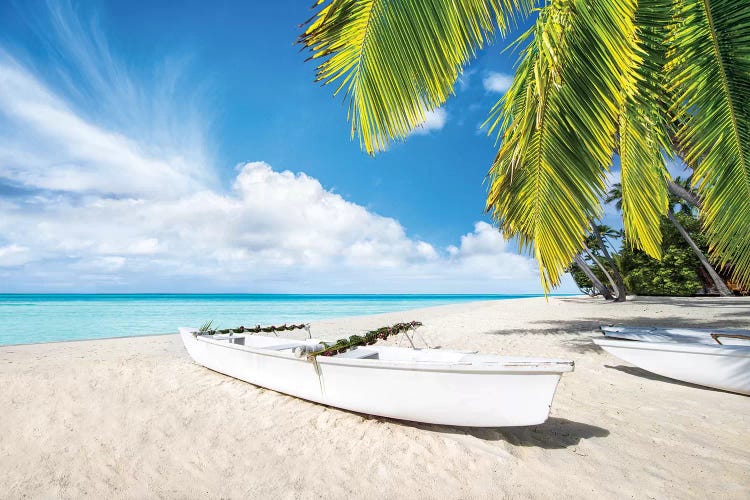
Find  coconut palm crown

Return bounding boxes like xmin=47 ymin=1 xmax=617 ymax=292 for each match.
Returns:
xmin=299 ymin=0 xmax=750 ymax=292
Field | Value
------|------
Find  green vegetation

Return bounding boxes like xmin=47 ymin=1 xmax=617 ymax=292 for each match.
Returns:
xmin=309 ymin=321 xmax=423 ymax=359
xmin=299 ymin=0 xmax=750 ymax=293
xmin=197 ymin=323 xmax=309 ymax=335
xmin=194 ymin=321 xmax=424 ymax=359
xmin=618 ymin=217 xmax=704 ymax=296
xmin=572 ymin=214 xmax=706 ymax=297
xmin=570 ymin=180 xmax=738 ymax=297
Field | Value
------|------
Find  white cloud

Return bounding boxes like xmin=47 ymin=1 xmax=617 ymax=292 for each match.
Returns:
xmin=410 ymin=108 xmax=447 ymax=136
xmin=482 ymin=72 xmax=513 ymax=94
xmin=0 ymin=244 xmax=32 ymax=267
xmin=0 ymin=160 xmax=552 ymax=292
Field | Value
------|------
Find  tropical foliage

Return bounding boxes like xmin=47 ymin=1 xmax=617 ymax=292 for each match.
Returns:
xmin=571 ymin=178 xmax=739 ymax=297
xmin=198 ymin=323 xmax=310 ymax=335
xmin=570 ymin=206 xmax=732 ymax=297
xmin=299 ymin=0 xmax=750 ymax=293
xmin=618 ymin=212 xmax=706 ymax=296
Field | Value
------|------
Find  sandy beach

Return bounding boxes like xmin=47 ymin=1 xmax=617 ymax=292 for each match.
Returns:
xmin=1 ymin=295 xmax=749 ymax=499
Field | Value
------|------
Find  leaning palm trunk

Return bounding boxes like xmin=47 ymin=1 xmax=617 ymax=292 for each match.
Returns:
xmin=666 ymin=209 xmax=732 ymax=296
xmin=589 ymin=225 xmax=627 ymax=302
xmin=573 ymin=255 xmax=614 ymax=300
xmin=583 ymin=245 xmax=619 ymax=300
xmin=667 ymin=180 xmax=702 ymax=209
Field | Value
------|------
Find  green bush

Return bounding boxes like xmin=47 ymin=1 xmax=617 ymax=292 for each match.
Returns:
xmin=618 ymin=212 xmax=703 ymax=296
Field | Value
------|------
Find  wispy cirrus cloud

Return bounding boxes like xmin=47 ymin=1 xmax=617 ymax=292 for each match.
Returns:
xmin=1 ymin=0 xmax=213 ymax=196
xmin=0 ymin=54 xmax=211 ymax=197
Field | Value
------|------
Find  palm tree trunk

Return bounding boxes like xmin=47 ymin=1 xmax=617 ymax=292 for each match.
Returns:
xmin=573 ymin=255 xmax=614 ymax=300
xmin=667 ymin=180 xmax=702 ymax=208
xmin=583 ymin=244 xmax=619 ymax=300
xmin=666 ymin=209 xmax=732 ymax=296
xmin=590 ymin=225 xmax=627 ymax=302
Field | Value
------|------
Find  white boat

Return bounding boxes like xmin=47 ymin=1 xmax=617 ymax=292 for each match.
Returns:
xmin=600 ymin=326 xmax=750 ymax=346
xmin=179 ymin=326 xmax=574 ymax=427
xmin=594 ymin=337 xmax=750 ymax=395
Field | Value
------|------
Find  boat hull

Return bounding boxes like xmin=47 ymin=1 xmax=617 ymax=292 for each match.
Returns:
xmin=180 ymin=329 xmax=573 ymax=427
xmin=594 ymin=338 xmax=750 ymax=395
xmin=601 ymin=326 xmax=750 ymax=345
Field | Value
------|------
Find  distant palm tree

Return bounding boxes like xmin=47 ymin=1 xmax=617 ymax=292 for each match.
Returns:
xmin=299 ymin=0 xmax=750 ymax=293
xmin=587 ymin=223 xmax=627 ymax=301
xmin=606 ymin=182 xmax=732 ymax=296
xmin=572 ymin=254 xmax=613 ymax=299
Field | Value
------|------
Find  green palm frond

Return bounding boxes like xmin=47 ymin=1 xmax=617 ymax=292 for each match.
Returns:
xmin=668 ymin=0 xmax=750 ymax=287
xmin=299 ymin=0 xmax=750 ymax=293
xmin=299 ymin=0 xmax=534 ymax=154
xmin=617 ymin=0 xmax=672 ymax=259
xmin=486 ymin=0 xmax=640 ymax=292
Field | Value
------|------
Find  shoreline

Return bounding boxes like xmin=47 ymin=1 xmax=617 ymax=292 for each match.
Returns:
xmin=2 ymin=295 xmax=749 ymax=498
xmin=3 ymin=292 xmax=745 ymax=349
xmin=0 ymin=296 xmax=526 ymax=348
xmin=0 ymin=294 xmax=576 ymax=348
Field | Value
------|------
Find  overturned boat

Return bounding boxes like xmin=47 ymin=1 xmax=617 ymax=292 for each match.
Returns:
xmin=601 ymin=325 xmax=750 ymax=346
xmin=594 ymin=337 xmax=750 ymax=395
xmin=180 ymin=322 xmax=574 ymax=427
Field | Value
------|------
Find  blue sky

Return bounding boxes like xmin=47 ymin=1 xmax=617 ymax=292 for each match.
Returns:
xmin=0 ymin=0 xmax=590 ymax=293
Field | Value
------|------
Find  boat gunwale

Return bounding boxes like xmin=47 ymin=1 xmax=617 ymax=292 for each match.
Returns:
xmin=601 ymin=326 xmax=750 ymax=335
xmin=189 ymin=331 xmax=575 ymax=374
xmin=593 ymin=337 xmax=750 ymax=357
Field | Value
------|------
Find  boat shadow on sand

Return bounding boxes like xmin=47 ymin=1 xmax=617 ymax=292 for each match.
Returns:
xmin=368 ymin=415 xmax=610 ymax=449
xmin=483 ymin=315 xmax=750 ymax=339
xmin=604 ymin=364 xmax=734 ymax=394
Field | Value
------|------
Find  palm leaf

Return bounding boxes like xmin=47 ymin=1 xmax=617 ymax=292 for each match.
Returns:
xmin=486 ymin=0 xmax=640 ymax=292
xmin=299 ymin=0 xmax=534 ymax=154
xmin=617 ymin=0 xmax=672 ymax=258
xmin=668 ymin=0 xmax=750 ymax=286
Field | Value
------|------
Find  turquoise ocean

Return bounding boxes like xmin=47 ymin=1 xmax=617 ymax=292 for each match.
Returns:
xmin=0 ymin=294 xmax=550 ymax=346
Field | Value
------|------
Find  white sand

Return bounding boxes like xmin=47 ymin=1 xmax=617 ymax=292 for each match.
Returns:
xmin=1 ymin=296 xmax=749 ymax=499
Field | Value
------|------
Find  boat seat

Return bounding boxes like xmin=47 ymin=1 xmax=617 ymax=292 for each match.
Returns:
xmin=334 ymin=348 xmax=378 ymax=359
xmin=263 ymin=343 xmax=306 ymax=351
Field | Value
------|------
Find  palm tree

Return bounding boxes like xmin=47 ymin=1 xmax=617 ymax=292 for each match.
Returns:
xmin=668 ymin=178 xmax=733 ymax=296
xmin=606 ymin=182 xmax=732 ymax=296
xmin=587 ymin=223 xmax=627 ymax=301
xmin=572 ymin=254 xmax=614 ymax=299
xmin=299 ymin=0 xmax=749 ymax=293
xmin=581 ymin=242 xmax=617 ymax=298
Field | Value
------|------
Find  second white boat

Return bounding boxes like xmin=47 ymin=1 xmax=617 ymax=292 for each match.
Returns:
xmin=594 ymin=337 xmax=750 ymax=395
xmin=601 ymin=325 xmax=750 ymax=346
